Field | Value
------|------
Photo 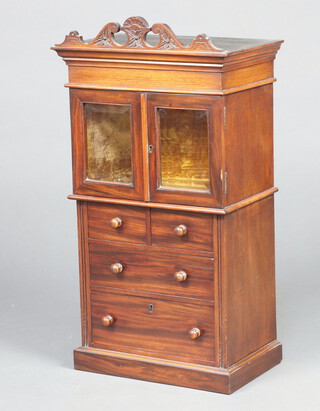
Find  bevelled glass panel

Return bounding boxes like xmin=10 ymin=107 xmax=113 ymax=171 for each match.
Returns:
xmin=158 ymin=108 xmax=210 ymax=191
xmin=85 ymin=103 xmax=132 ymax=184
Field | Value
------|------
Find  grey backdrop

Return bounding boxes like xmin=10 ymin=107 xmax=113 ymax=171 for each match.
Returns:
xmin=1 ymin=1 xmax=319 ymax=410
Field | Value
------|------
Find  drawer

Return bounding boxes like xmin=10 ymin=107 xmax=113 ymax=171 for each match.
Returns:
xmin=90 ymin=291 xmax=216 ymax=365
xmin=151 ymin=209 xmax=213 ymax=252
xmin=89 ymin=241 xmax=214 ymax=301
xmin=87 ymin=203 xmax=147 ymax=244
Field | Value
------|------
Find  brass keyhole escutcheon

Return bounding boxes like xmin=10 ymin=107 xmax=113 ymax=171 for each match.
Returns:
xmin=148 ymin=304 xmax=154 ymax=313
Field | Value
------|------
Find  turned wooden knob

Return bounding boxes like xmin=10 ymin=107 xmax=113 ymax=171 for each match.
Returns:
xmin=174 ymin=224 xmax=187 ymax=237
xmin=174 ymin=270 xmax=188 ymax=282
xmin=189 ymin=327 xmax=201 ymax=340
xmin=110 ymin=217 xmax=122 ymax=228
xmin=101 ymin=314 xmax=114 ymax=327
xmin=110 ymin=263 xmax=123 ymax=274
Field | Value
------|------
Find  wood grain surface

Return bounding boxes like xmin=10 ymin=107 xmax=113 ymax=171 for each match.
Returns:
xmin=151 ymin=208 xmax=213 ymax=251
xmin=87 ymin=202 xmax=147 ymax=244
xmin=90 ymin=291 xmax=217 ymax=365
xmin=74 ymin=341 xmax=282 ymax=394
xmin=220 ymin=196 xmax=277 ymax=367
xmin=88 ymin=240 xmax=214 ymax=301
xmin=223 ymin=85 xmax=274 ymax=206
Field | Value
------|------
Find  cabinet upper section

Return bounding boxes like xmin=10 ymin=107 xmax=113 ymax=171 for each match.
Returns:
xmin=55 ymin=18 xmax=282 ymax=210
xmin=70 ymin=89 xmax=222 ymax=207
xmin=69 ymin=86 xmax=275 ymax=209
xmin=52 ymin=16 xmax=283 ymax=95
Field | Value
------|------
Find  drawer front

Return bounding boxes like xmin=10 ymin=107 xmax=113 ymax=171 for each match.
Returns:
xmin=90 ymin=292 xmax=216 ymax=364
xmin=89 ymin=241 xmax=214 ymax=301
xmin=151 ymin=209 xmax=213 ymax=252
xmin=87 ymin=203 xmax=147 ymax=244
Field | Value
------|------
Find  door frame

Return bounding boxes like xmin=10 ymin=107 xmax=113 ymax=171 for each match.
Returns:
xmin=147 ymin=93 xmax=223 ymax=207
xmin=70 ymin=88 xmax=145 ymax=200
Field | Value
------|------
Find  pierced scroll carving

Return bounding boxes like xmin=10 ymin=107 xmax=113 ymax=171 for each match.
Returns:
xmin=90 ymin=22 xmax=120 ymax=47
xmin=151 ymin=23 xmax=184 ymax=49
xmin=120 ymin=16 xmax=150 ymax=48
xmin=55 ymin=16 xmax=224 ymax=53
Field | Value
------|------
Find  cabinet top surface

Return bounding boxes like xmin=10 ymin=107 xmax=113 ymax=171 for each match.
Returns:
xmin=52 ymin=16 xmax=283 ymax=61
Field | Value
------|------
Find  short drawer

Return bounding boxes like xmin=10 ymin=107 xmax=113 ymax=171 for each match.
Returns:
xmin=151 ymin=209 xmax=213 ymax=252
xmin=89 ymin=241 xmax=214 ymax=301
xmin=87 ymin=203 xmax=147 ymax=244
xmin=90 ymin=291 xmax=216 ymax=365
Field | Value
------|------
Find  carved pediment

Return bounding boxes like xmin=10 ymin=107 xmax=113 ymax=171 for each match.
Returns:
xmin=55 ymin=16 xmax=224 ymax=53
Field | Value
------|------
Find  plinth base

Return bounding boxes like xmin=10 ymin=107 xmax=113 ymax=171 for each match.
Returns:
xmin=74 ymin=340 xmax=282 ymax=394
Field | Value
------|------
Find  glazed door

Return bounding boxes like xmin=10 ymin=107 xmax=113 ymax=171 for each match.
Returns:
xmin=70 ymin=89 xmax=144 ymax=200
xmin=147 ymin=93 xmax=222 ymax=207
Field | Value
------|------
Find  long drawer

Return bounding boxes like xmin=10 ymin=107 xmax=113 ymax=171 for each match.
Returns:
xmin=89 ymin=241 xmax=214 ymax=301
xmin=90 ymin=291 xmax=216 ymax=365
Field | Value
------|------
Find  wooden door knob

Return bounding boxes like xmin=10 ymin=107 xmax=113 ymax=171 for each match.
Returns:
xmin=110 ymin=217 xmax=122 ymax=228
xmin=101 ymin=314 xmax=114 ymax=327
xmin=174 ymin=271 xmax=188 ymax=282
xmin=174 ymin=224 xmax=187 ymax=237
xmin=188 ymin=328 xmax=201 ymax=340
xmin=110 ymin=263 xmax=123 ymax=274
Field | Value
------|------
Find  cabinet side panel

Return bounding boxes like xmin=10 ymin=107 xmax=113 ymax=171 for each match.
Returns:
xmin=76 ymin=201 xmax=91 ymax=346
xmin=224 ymin=85 xmax=274 ymax=206
xmin=221 ymin=196 xmax=277 ymax=367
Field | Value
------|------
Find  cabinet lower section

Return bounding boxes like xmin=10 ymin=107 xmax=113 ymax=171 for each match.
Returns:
xmin=75 ymin=195 xmax=281 ymax=393
xmin=74 ymin=341 xmax=282 ymax=394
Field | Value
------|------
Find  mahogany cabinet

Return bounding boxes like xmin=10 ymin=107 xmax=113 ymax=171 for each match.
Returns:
xmin=53 ymin=17 xmax=283 ymax=394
